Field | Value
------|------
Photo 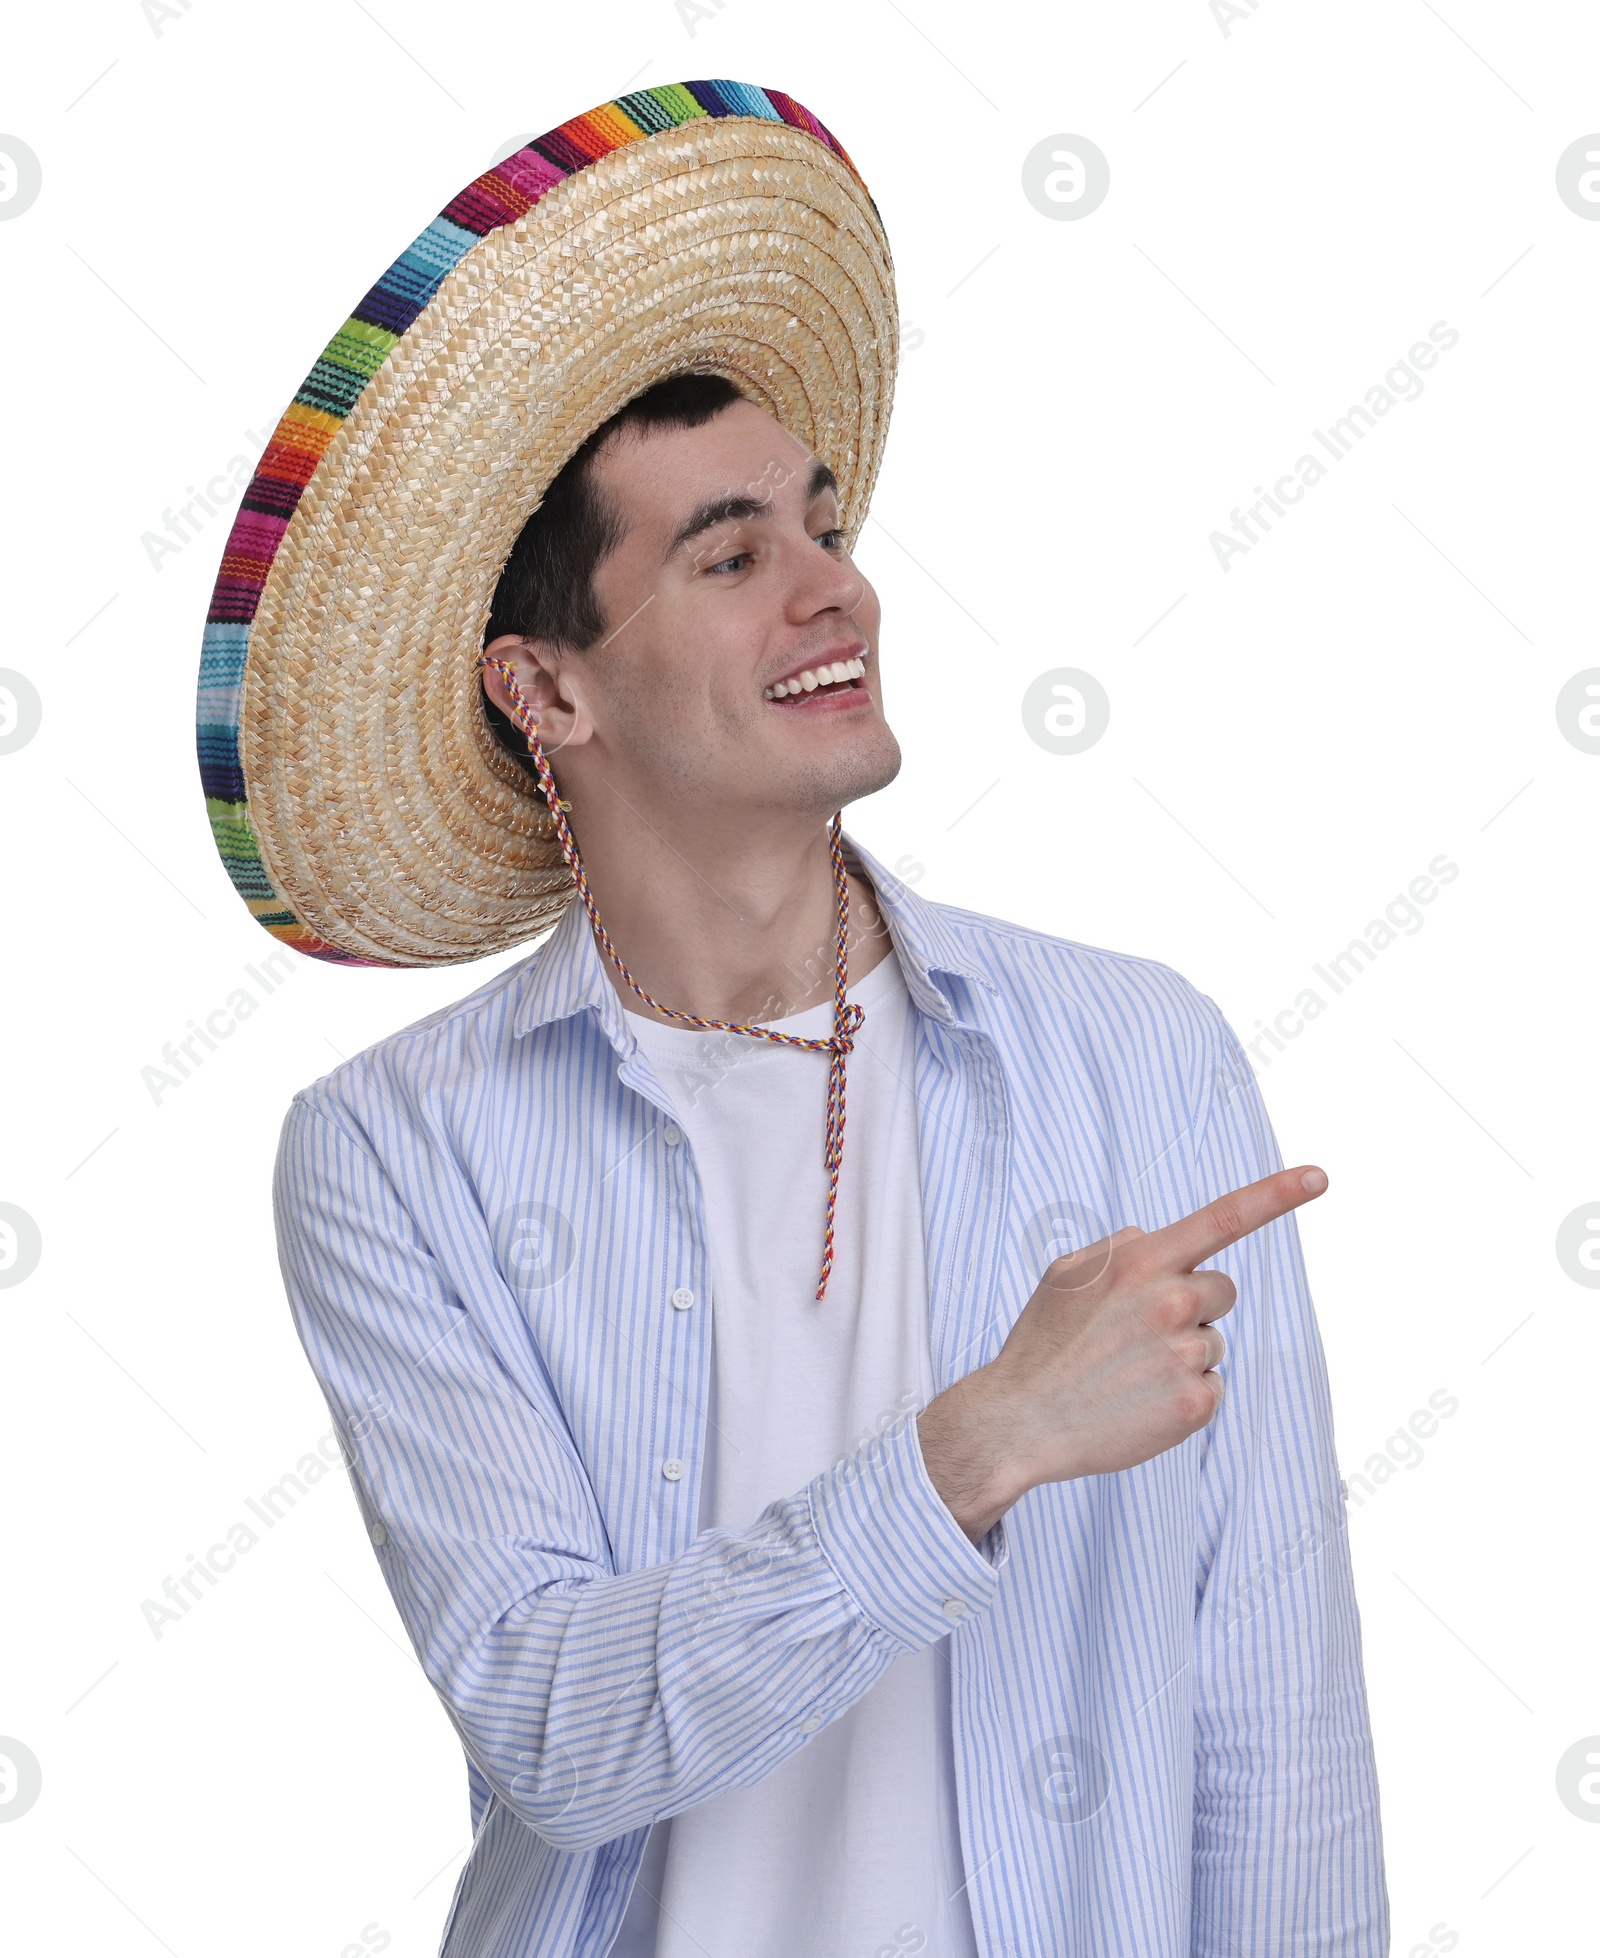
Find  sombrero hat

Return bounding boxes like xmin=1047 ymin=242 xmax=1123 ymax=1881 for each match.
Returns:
xmin=194 ymin=80 xmax=898 ymax=969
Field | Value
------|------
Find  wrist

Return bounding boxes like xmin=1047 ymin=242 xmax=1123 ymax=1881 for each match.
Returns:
xmin=917 ymin=1365 xmax=1030 ymax=1545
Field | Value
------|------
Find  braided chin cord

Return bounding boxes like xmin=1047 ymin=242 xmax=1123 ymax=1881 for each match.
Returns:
xmin=480 ymin=656 xmax=864 ymax=1300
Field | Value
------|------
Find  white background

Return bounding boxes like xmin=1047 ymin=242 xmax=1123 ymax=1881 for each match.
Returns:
xmin=2 ymin=1 xmax=1596 ymax=1952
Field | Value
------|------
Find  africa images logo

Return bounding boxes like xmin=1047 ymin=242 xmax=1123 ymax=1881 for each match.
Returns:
xmin=1209 ymin=322 xmax=1460 ymax=571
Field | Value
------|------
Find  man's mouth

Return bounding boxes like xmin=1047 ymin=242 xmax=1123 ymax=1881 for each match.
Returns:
xmin=763 ymin=656 xmax=867 ymax=704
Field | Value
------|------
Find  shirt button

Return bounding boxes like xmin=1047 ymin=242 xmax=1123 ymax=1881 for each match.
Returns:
xmin=370 ymin=1521 xmax=388 ymax=1547
xmin=800 ymin=1715 xmax=822 ymax=1734
xmin=662 ymin=1125 xmax=683 ymax=1146
xmin=941 ymin=1597 xmax=967 ymax=1619
xmin=662 ymin=1458 xmax=686 ymax=1482
xmin=670 ymin=1287 xmax=695 ymax=1311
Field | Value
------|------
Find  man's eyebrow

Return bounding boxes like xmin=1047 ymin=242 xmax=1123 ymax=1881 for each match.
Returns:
xmin=663 ymin=494 xmax=772 ymax=564
xmin=805 ymin=460 xmax=838 ymax=504
xmin=662 ymin=460 xmax=841 ymax=564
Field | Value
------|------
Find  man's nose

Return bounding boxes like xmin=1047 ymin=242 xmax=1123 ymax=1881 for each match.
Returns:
xmin=785 ymin=535 xmax=868 ymax=619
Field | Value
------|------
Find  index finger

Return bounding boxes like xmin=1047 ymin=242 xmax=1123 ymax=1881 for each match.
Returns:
xmin=1140 ymin=1166 xmax=1328 ymax=1273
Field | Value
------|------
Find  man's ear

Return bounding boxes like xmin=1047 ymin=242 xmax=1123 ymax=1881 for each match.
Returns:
xmin=480 ymin=633 xmax=591 ymax=753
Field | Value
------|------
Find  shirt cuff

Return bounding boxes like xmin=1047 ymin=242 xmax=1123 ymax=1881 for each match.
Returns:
xmin=806 ymin=1408 xmax=1006 ymax=1650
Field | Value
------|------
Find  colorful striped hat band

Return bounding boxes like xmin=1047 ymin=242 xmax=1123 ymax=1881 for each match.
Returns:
xmin=195 ymin=80 xmax=897 ymax=970
xmin=479 ymin=656 xmax=864 ymax=1301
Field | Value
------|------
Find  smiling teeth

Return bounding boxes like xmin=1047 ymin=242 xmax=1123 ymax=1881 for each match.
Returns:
xmin=764 ymin=657 xmax=866 ymax=699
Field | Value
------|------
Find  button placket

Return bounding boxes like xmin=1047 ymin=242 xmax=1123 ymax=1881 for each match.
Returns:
xmin=611 ymin=1063 xmax=709 ymax=1547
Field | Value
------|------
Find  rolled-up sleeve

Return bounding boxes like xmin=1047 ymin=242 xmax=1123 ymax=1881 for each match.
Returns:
xmin=1186 ymin=1003 xmax=1390 ymax=1956
xmin=274 ymin=1090 xmax=1002 ymax=1855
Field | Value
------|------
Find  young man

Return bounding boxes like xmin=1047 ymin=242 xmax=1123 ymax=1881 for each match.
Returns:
xmin=201 ymin=83 xmax=1387 ymax=1958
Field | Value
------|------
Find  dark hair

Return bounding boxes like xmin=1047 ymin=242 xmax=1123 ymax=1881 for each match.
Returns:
xmin=481 ymin=371 xmax=746 ymax=774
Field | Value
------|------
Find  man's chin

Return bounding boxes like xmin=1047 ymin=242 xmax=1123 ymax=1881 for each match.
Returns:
xmin=796 ymin=725 xmax=903 ymax=817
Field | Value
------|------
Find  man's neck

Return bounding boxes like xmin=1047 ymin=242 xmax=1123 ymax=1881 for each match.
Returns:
xmin=566 ymin=806 xmax=894 ymax=1028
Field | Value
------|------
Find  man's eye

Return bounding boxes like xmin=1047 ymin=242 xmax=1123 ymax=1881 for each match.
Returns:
xmin=818 ymin=528 xmax=845 ymax=550
xmin=707 ymin=551 xmax=750 ymax=575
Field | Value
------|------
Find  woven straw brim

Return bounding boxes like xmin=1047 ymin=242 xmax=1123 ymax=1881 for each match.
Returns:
xmin=239 ymin=118 xmax=895 ymax=967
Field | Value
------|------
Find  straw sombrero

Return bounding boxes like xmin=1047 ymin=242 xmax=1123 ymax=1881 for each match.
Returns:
xmin=194 ymin=81 xmax=897 ymax=968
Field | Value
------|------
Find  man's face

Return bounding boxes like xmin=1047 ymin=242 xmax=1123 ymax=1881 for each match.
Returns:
xmin=491 ymin=399 xmax=900 ymax=824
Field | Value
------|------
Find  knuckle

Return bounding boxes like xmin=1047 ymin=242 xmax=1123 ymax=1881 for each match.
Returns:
xmin=1152 ymin=1277 xmax=1198 ymax=1319
xmin=1205 ymin=1194 xmax=1247 ymax=1244
xmin=1047 ymin=1240 xmax=1114 ymax=1291
xmin=1181 ymin=1375 xmax=1219 ymax=1425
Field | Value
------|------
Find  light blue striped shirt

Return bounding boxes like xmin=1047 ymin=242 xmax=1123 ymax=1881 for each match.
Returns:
xmin=274 ymin=832 xmax=1389 ymax=1958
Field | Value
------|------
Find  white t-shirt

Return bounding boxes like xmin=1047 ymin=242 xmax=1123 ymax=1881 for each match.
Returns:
xmin=607 ymin=946 xmax=979 ymax=1958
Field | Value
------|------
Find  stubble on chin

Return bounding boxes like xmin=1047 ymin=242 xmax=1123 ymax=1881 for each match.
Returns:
xmin=783 ymin=718 xmax=902 ymax=821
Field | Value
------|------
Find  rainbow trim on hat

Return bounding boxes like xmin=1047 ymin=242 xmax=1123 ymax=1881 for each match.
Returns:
xmin=195 ymin=82 xmax=865 ymax=966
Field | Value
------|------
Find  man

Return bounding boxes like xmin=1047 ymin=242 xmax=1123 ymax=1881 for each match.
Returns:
xmin=200 ymin=82 xmax=1387 ymax=1958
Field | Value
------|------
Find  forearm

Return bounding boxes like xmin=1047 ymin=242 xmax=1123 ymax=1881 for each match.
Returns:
xmin=417 ymin=1410 xmax=1003 ymax=1851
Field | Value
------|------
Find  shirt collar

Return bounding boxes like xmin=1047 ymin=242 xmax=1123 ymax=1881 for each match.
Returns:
xmin=840 ymin=831 xmax=999 ymax=1025
xmin=508 ymin=827 xmax=998 ymax=1047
